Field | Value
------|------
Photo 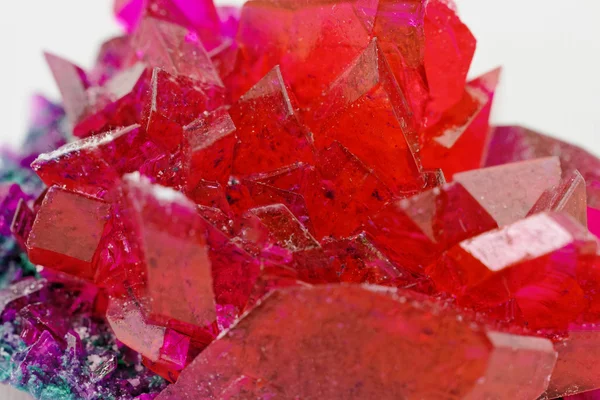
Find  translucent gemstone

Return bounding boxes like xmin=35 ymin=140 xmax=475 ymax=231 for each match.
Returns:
xmin=89 ymin=36 xmax=132 ymax=85
xmin=10 ymin=199 xmax=35 ymax=250
xmin=313 ymin=39 xmax=423 ymax=193
xmin=301 ymin=141 xmax=392 ymax=239
xmin=291 ymin=232 xmax=409 ymax=287
xmin=367 ymin=182 xmax=497 ymax=273
xmin=0 ymin=184 xmax=31 ymax=236
xmin=423 ymin=0 xmax=476 ymax=118
xmin=485 ymin=125 xmax=600 ymax=209
xmin=421 ymin=68 xmax=500 ymax=178
xmin=131 ymin=17 xmax=224 ymax=85
xmin=205 ymin=225 xmax=261 ymax=316
xmin=116 ymin=173 xmax=216 ymax=327
xmin=453 ymin=157 xmax=562 ymax=226
xmin=243 ymin=179 xmax=314 ymax=235
xmin=528 ymin=170 xmax=588 ymax=226
xmin=230 ymin=66 xmax=314 ymax=177
xmin=106 ymin=294 xmax=166 ymax=363
xmin=157 ymin=285 xmax=556 ymax=400
xmin=239 ymin=204 xmax=319 ymax=253
xmin=26 ymin=186 xmax=110 ymax=280
xmin=428 ymin=212 xmax=597 ymax=330
xmin=353 ymin=0 xmax=426 ymax=121
xmin=114 ymin=0 xmax=145 ymax=32
xmin=44 ymin=52 xmax=91 ymax=127
xmin=115 ymin=0 xmax=223 ymax=51
xmin=183 ymin=107 xmax=236 ymax=188
xmin=230 ymin=0 xmax=371 ymax=106
xmin=189 ymin=180 xmax=232 ymax=213
xmin=31 ymin=124 xmax=167 ymax=197
xmin=143 ymin=328 xmax=191 ymax=382
xmin=547 ymin=326 xmax=600 ymax=398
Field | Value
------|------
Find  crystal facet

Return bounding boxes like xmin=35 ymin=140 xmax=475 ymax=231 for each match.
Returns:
xmin=2 ymin=0 xmax=599 ymax=398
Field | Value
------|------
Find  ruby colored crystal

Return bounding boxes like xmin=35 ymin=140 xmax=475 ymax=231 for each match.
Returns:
xmin=6 ymin=0 xmax=600 ymax=397
xmin=428 ymin=212 xmax=598 ymax=330
xmin=453 ymin=157 xmax=562 ymax=226
xmin=421 ymin=68 xmax=500 ymax=178
xmin=27 ymin=186 xmax=110 ymax=280
xmin=485 ymin=125 xmax=600 ymax=209
xmin=230 ymin=0 xmax=371 ymax=106
xmin=240 ymin=204 xmax=319 ymax=253
xmin=115 ymin=0 xmax=223 ymax=51
xmin=545 ymin=327 xmax=600 ymax=398
xmin=131 ymin=17 xmax=223 ymax=86
xmin=44 ymin=53 xmax=90 ymax=127
xmin=291 ymin=232 xmax=412 ymax=287
xmin=10 ymin=199 xmax=35 ymax=250
xmin=89 ymin=36 xmax=132 ymax=85
xmin=302 ymin=141 xmax=392 ymax=239
xmin=0 ymin=184 xmax=31 ymax=236
xmin=157 ymin=285 xmax=556 ymax=399
xmin=242 ymin=179 xmax=314 ymax=235
xmin=313 ymin=39 xmax=422 ymax=194
xmin=183 ymin=107 xmax=236 ymax=188
xmin=422 ymin=0 xmax=476 ymax=119
xmin=126 ymin=174 xmax=215 ymax=326
xmin=229 ymin=66 xmax=314 ymax=177
xmin=528 ymin=170 xmax=588 ymax=226
xmin=106 ymin=294 xmax=166 ymax=363
xmin=366 ymin=181 xmax=497 ymax=273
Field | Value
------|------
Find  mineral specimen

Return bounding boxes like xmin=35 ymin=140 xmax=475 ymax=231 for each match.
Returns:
xmin=0 ymin=0 xmax=598 ymax=399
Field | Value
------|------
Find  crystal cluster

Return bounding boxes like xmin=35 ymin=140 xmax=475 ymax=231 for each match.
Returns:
xmin=1 ymin=0 xmax=599 ymax=399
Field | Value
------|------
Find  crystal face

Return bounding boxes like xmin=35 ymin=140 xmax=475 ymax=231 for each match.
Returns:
xmin=0 ymin=0 xmax=598 ymax=399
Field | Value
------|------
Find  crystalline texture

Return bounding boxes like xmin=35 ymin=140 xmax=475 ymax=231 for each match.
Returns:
xmin=366 ymin=181 xmax=497 ymax=273
xmin=313 ymin=39 xmax=423 ymax=194
xmin=229 ymin=66 xmax=314 ymax=177
xmin=27 ymin=187 xmax=110 ymax=280
xmin=157 ymin=285 xmax=556 ymax=400
xmin=428 ymin=212 xmax=598 ymax=330
xmin=453 ymin=157 xmax=562 ymax=226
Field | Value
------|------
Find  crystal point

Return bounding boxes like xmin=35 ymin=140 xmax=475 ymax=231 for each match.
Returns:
xmin=454 ymin=157 xmax=562 ymax=226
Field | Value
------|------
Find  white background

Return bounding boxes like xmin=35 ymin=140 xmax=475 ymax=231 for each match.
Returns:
xmin=0 ymin=1 xmax=599 ymax=399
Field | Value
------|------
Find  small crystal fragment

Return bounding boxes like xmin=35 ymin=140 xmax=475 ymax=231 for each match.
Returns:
xmin=453 ymin=157 xmax=562 ymax=226
xmin=528 ymin=170 xmax=588 ymax=226
xmin=183 ymin=108 xmax=236 ymax=188
xmin=485 ymin=125 xmax=600 ymax=208
xmin=367 ymin=182 xmax=497 ymax=273
xmin=27 ymin=186 xmax=110 ymax=280
xmin=230 ymin=66 xmax=314 ymax=177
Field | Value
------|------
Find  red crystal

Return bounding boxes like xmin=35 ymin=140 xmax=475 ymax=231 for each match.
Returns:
xmin=16 ymin=0 xmax=600 ymax=396
xmin=157 ymin=285 xmax=556 ymax=399
xmin=229 ymin=66 xmax=314 ymax=177
xmin=428 ymin=212 xmax=597 ymax=330
xmin=366 ymin=181 xmax=497 ymax=273
xmin=27 ymin=187 xmax=110 ymax=280
xmin=183 ymin=108 xmax=236 ymax=188
xmin=453 ymin=157 xmax=562 ymax=226
xmin=422 ymin=0 xmax=476 ymax=118
xmin=485 ymin=125 xmax=600 ymax=208
xmin=313 ymin=39 xmax=422 ymax=194
xmin=421 ymin=68 xmax=500 ymax=178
